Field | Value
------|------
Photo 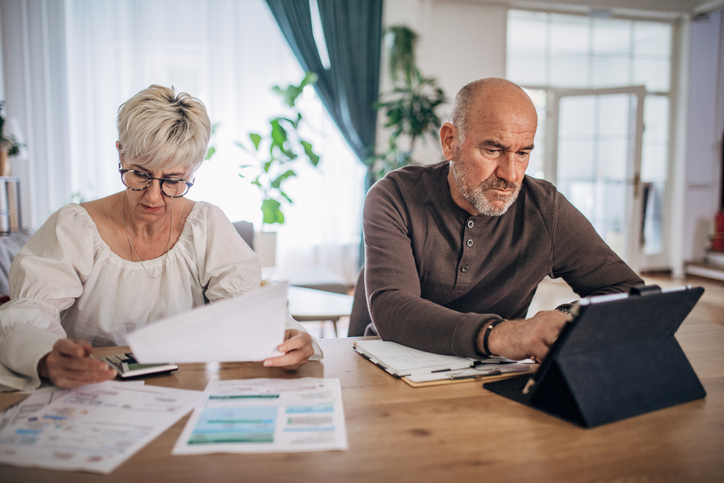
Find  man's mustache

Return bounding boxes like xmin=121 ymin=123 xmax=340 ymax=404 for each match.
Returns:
xmin=481 ymin=177 xmax=519 ymax=192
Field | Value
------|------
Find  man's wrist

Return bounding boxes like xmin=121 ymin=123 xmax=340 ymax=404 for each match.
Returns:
xmin=478 ymin=318 xmax=505 ymax=357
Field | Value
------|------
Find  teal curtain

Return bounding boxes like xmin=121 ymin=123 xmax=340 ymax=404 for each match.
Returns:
xmin=264 ymin=0 xmax=382 ymax=180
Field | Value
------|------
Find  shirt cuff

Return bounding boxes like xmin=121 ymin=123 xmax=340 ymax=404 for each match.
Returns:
xmin=451 ymin=313 xmax=503 ymax=359
xmin=0 ymin=324 xmax=62 ymax=391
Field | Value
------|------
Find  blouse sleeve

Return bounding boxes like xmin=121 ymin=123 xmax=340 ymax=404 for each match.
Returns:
xmin=0 ymin=205 xmax=95 ymax=391
xmin=192 ymin=204 xmax=322 ymax=360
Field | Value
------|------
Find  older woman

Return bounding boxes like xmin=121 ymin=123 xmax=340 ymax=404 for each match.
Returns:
xmin=0 ymin=85 xmax=320 ymax=391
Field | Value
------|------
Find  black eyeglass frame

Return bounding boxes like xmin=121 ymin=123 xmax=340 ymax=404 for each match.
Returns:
xmin=118 ymin=165 xmax=194 ymax=198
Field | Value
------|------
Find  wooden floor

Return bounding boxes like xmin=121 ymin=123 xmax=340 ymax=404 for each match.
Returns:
xmin=309 ymin=274 xmax=724 ymax=338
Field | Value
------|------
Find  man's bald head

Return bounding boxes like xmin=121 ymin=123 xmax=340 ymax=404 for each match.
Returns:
xmin=449 ymin=78 xmax=537 ymax=141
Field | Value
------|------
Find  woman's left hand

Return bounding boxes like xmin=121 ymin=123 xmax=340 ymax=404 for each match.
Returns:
xmin=263 ymin=329 xmax=315 ymax=371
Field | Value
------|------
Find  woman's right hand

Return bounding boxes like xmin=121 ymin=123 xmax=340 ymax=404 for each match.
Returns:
xmin=37 ymin=338 xmax=116 ymax=388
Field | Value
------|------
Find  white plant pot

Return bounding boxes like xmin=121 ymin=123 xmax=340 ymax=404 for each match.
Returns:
xmin=253 ymin=231 xmax=277 ymax=268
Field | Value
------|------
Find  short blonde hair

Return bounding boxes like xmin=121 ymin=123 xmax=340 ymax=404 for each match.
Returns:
xmin=117 ymin=85 xmax=211 ymax=172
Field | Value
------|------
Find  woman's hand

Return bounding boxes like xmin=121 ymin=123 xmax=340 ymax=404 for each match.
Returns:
xmin=37 ymin=338 xmax=116 ymax=388
xmin=262 ymin=329 xmax=315 ymax=371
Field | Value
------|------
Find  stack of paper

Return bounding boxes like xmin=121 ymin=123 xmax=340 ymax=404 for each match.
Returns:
xmin=0 ymin=381 xmax=202 ymax=474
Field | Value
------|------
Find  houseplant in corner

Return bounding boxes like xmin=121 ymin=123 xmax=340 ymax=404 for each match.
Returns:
xmin=236 ymin=72 xmax=321 ymax=265
xmin=370 ymin=25 xmax=446 ymax=180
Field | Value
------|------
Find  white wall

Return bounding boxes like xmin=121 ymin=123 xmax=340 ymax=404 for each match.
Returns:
xmin=681 ymin=10 xmax=724 ymax=263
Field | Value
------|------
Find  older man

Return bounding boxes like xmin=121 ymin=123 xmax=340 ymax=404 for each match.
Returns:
xmin=363 ymin=77 xmax=642 ymax=362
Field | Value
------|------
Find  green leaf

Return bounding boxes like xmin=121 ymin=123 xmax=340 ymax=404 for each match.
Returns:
xmin=261 ymin=198 xmax=284 ymax=225
xmin=272 ymin=71 xmax=318 ymax=107
xmin=204 ymin=146 xmax=216 ymax=160
xmin=270 ymin=120 xmax=288 ymax=149
xmin=249 ymin=133 xmax=262 ymax=150
xmin=271 ymin=170 xmax=297 ymax=189
xmin=280 ymin=191 xmax=293 ymax=203
xmin=300 ymin=140 xmax=320 ymax=166
xmin=299 ymin=71 xmax=318 ymax=89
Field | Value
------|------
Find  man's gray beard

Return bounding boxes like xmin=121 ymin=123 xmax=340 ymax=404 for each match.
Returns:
xmin=451 ymin=161 xmax=521 ymax=217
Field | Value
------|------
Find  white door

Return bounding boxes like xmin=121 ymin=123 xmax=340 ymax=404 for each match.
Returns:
xmin=547 ymin=86 xmax=646 ymax=272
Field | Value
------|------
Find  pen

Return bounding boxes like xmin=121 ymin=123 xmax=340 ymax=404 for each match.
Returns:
xmin=447 ymin=369 xmax=501 ymax=381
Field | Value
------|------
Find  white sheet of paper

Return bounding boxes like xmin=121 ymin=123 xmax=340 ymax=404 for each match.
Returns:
xmin=354 ymin=340 xmax=475 ymax=376
xmin=128 ymin=282 xmax=288 ymax=364
xmin=0 ymin=380 xmax=203 ymax=474
xmin=0 ymin=381 xmax=146 ymax=432
xmin=173 ymin=378 xmax=348 ymax=454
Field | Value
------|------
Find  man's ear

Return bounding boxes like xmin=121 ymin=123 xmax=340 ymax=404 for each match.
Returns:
xmin=440 ymin=122 xmax=457 ymax=160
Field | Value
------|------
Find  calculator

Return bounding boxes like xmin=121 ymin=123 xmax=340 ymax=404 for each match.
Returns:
xmin=101 ymin=353 xmax=178 ymax=379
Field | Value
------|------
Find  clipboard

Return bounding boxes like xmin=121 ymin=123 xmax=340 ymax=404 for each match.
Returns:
xmin=401 ymin=363 xmax=535 ymax=388
xmin=353 ymin=340 xmax=534 ymax=388
xmin=484 ymin=285 xmax=706 ymax=427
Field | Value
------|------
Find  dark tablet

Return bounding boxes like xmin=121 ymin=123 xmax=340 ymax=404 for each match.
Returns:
xmin=484 ymin=284 xmax=705 ymax=428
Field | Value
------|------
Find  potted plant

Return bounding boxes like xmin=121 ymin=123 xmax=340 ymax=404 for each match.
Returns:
xmin=370 ymin=26 xmax=446 ymax=180
xmin=0 ymin=102 xmax=22 ymax=177
xmin=233 ymin=72 xmax=321 ymax=266
xmin=237 ymin=71 xmax=320 ymax=227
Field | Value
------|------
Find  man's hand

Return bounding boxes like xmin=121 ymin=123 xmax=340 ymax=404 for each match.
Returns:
xmin=37 ymin=338 xmax=116 ymax=388
xmin=262 ymin=329 xmax=315 ymax=371
xmin=481 ymin=310 xmax=569 ymax=362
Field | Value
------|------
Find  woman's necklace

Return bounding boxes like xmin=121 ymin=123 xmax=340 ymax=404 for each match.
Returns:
xmin=121 ymin=191 xmax=173 ymax=279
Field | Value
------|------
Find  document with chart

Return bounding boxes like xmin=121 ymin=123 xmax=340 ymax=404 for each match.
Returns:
xmin=173 ymin=378 xmax=348 ymax=454
xmin=0 ymin=381 xmax=202 ymax=474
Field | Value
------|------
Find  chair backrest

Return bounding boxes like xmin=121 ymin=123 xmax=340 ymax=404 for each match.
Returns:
xmin=232 ymin=221 xmax=254 ymax=250
xmin=348 ymin=265 xmax=376 ymax=337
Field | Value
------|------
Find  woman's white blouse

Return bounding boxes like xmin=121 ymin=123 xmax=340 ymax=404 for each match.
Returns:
xmin=0 ymin=202 xmax=321 ymax=391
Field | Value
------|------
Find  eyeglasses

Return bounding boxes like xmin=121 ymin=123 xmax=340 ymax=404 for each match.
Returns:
xmin=119 ymin=165 xmax=194 ymax=198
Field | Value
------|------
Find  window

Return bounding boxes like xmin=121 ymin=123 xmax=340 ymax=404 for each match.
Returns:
xmin=507 ymin=10 xmax=673 ymax=261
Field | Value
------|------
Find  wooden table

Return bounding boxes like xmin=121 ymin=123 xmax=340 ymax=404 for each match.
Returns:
xmin=1 ymin=317 xmax=723 ymax=482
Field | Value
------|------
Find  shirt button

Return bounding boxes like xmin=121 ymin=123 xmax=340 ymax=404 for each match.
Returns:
xmin=467 ymin=220 xmax=474 ymax=228
xmin=460 ymin=265 xmax=469 ymax=273
xmin=466 ymin=239 xmax=474 ymax=247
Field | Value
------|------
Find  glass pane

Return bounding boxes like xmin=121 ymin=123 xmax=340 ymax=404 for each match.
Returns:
xmin=597 ymin=94 xmax=632 ymax=137
xmin=643 ymin=95 xmax=669 ymax=143
xmin=559 ymin=96 xmax=595 ymax=138
xmin=507 ymin=54 xmax=547 ymax=86
xmin=558 ymin=140 xmax=595 ymax=180
xmin=597 ymin=139 xmax=629 ymax=180
xmin=599 ymin=181 xmax=629 ymax=256
xmin=634 ymin=21 xmax=672 ymax=57
xmin=550 ymin=14 xmax=590 ymax=54
xmin=550 ymin=54 xmax=589 ymax=87
xmin=563 ymin=181 xmax=595 ymax=220
xmin=507 ymin=12 xmax=547 ymax=54
xmin=592 ymin=18 xmax=631 ymax=54
xmin=633 ymin=58 xmax=671 ymax=92
xmin=592 ymin=55 xmax=630 ymax=87
xmin=641 ymin=143 xmax=668 ymax=182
